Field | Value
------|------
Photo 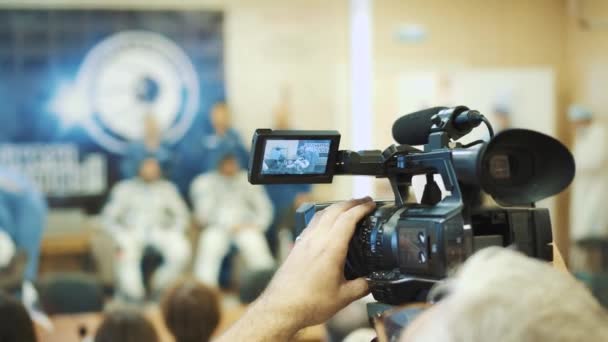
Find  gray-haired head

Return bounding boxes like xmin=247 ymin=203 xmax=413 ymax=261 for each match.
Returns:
xmin=401 ymin=247 xmax=608 ymax=342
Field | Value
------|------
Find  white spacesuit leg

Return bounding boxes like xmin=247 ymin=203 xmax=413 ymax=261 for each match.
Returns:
xmin=114 ymin=233 xmax=145 ymax=301
xmin=149 ymin=229 xmax=191 ymax=292
xmin=234 ymin=229 xmax=275 ymax=271
xmin=194 ymin=227 xmax=231 ymax=287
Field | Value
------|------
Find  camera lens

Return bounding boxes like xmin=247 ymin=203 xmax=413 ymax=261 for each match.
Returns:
xmin=344 ymin=204 xmax=400 ymax=280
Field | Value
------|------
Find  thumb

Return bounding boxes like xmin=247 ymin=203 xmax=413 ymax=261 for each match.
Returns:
xmin=340 ymin=277 xmax=370 ymax=303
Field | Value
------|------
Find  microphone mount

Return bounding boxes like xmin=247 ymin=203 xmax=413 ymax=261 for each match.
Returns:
xmin=425 ymin=106 xmax=487 ymax=151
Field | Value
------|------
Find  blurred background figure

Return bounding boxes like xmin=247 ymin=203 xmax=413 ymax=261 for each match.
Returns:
xmin=161 ymin=278 xmax=221 ymax=342
xmin=0 ymin=167 xmax=47 ymax=283
xmin=94 ymin=307 xmax=159 ymax=342
xmin=171 ymin=101 xmax=250 ymax=199
xmin=569 ymin=104 xmax=608 ymax=304
xmin=568 ymin=104 xmax=608 ymax=241
xmin=0 ymin=167 xmax=47 ymax=309
xmin=191 ymin=152 xmax=274 ymax=287
xmin=264 ymin=87 xmax=312 ymax=256
xmin=203 ymin=102 xmax=249 ymax=176
xmin=0 ymin=291 xmax=37 ymax=342
xmin=120 ymin=114 xmax=172 ymax=180
xmin=492 ymin=103 xmax=512 ymax=133
xmin=102 ymin=157 xmax=191 ymax=301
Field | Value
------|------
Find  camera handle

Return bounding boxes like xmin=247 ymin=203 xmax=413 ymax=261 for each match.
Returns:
xmin=388 ymin=149 xmax=464 ymax=212
xmin=421 ymin=173 xmax=442 ymax=205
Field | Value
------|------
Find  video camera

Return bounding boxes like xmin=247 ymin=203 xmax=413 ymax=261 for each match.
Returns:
xmin=248 ymin=105 xmax=575 ymax=305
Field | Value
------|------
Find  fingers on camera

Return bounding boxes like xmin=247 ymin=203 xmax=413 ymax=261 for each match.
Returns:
xmin=341 ymin=277 xmax=370 ymax=303
xmin=305 ymin=198 xmax=373 ymax=240
xmin=307 ymin=209 xmax=326 ymax=230
xmin=322 ymin=197 xmax=372 ymax=225
xmin=333 ymin=200 xmax=376 ymax=248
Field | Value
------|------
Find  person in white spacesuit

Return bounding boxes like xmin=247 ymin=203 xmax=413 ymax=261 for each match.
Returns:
xmin=191 ymin=153 xmax=275 ymax=287
xmin=102 ymin=157 xmax=191 ymax=301
xmin=285 ymin=156 xmax=310 ymax=174
xmin=569 ymin=104 xmax=608 ymax=241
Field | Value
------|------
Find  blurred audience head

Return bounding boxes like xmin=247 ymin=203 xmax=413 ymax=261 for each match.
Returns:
xmin=218 ymin=154 xmax=240 ymax=177
xmin=211 ymin=102 xmax=231 ymax=135
xmin=94 ymin=307 xmax=158 ymax=342
xmin=0 ymin=291 xmax=37 ymax=342
xmin=569 ymin=104 xmax=593 ymax=129
xmin=161 ymin=278 xmax=220 ymax=342
xmin=400 ymin=247 xmax=608 ymax=342
xmin=138 ymin=158 xmax=162 ymax=182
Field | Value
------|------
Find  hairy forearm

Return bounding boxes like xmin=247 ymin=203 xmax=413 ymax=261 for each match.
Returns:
xmin=218 ymin=199 xmax=376 ymax=342
xmin=216 ymin=296 xmax=301 ymax=342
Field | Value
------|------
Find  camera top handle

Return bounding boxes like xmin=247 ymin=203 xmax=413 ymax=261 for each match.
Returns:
xmin=334 ymin=143 xmax=464 ymax=215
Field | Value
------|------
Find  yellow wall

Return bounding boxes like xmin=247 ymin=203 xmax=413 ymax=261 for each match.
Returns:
xmin=373 ymin=0 xmax=568 ymax=144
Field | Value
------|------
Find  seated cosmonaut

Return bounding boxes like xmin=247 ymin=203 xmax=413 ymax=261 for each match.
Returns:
xmin=190 ymin=152 xmax=275 ymax=287
xmin=102 ymin=156 xmax=191 ymax=301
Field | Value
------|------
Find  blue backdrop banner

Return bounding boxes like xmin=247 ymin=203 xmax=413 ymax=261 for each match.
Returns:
xmin=0 ymin=10 xmax=225 ymax=211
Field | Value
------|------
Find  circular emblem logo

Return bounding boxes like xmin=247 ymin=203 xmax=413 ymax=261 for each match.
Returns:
xmin=76 ymin=31 xmax=200 ymax=153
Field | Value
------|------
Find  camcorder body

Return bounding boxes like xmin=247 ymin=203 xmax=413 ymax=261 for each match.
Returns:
xmin=248 ymin=106 xmax=575 ymax=305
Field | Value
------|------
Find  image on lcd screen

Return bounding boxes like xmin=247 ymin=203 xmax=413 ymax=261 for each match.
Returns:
xmin=261 ymin=139 xmax=331 ymax=175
